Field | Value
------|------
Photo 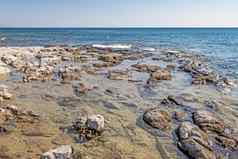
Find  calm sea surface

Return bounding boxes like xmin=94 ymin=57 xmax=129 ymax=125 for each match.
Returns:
xmin=0 ymin=28 xmax=238 ymax=78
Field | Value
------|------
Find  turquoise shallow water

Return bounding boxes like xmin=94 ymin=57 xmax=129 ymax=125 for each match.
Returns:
xmin=0 ymin=28 xmax=238 ymax=78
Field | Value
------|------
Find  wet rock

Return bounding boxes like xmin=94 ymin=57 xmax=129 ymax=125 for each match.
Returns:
xmin=215 ymin=135 xmax=238 ymax=150
xmin=41 ymin=145 xmax=73 ymax=159
xmin=132 ymin=64 xmax=161 ymax=73
xmin=72 ymin=114 xmax=105 ymax=142
xmin=23 ymin=66 xmax=54 ymax=82
xmin=59 ymin=66 xmax=81 ymax=83
xmin=86 ymin=114 xmax=105 ymax=133
xmin=161 ymin=95 xmax=183 ymax=106
xmin=149 ymin=69 xmax=172 ymax=81
xmin=177 ymin=122 xmax=216 ymax=159
xmin=143 ymin=108 xmax=171 ymax=130
xmin=193 ymin=110 xmax=225 ymax=134
xmin=108 ymin=70 xmax=129 ymax=80
xmin=98 ymin=53 xmax=122 ymax=64
xmin=173 ymin=111 xmax=187 ymax=121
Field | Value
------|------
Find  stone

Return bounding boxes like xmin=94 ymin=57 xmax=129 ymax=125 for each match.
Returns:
xmin=215 ymin=135 xmax=238 ymax=150
xmin=149 ymin=69 xmax=172 ymax=81
xmin=86 ymin=114 xmax=105 ymax=132
xmin=108 ymin=70 xmax=129 ymax=80
xmin=143 ymin=108 xmax=171 ymax=130
xmin=193 ymin=110 xmax=225 ymax=133
xmin=98 ymin=53 xmax=122 ymax=64
xmin=131 ymin=64 xmax=161 ymax=73
xmin=73 ymin=83 xmax=93 ymax=96
xmin=0 ymin=85 xmax=13 ymax=100
xmin=41 ymin=145 xmax=73 ymax=159
xmin=177 ymin=122 xmax=216 ymax=159
xmin=173 ymin=111 xmax=186 ymax=121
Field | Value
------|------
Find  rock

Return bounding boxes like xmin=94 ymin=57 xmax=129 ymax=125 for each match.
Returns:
xmin=41 ymin=145 xmax=73 ymax=159
xmin=98 ymin=53 xmax=122 ymax=64
xmin=149 ymin=69 xmax=172 ymax=81
xmin=173 ymin=111 xmax=186 ymax=121
xmin=73 ymin=83 xmax=93 ymax=96
xmin=86 ymin=114 xmax=105 ymax=133
xmin=131 ymin=64 xmax=161 ymax=73
xmin=72 ymin=115 xmax=105 ymax=142
xmin=143 ymin=108 xmax=171 ymax=130
xmin=0 ymin=85 xmax=13 ymax=100
xmin=177 ymin=122 xmax=216 ymax=159
xmin=215 ymin=135 xmax=238 ymax=150
xmin=193 ymin=110 xmax=225 ymax=133
xmin=108 ymin=70 xmax=129 ymax=80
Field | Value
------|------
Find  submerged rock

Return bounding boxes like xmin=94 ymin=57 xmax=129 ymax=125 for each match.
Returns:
xmin=41 ymin=145 xmax=73 ymax=159
xmin=143 ymin=108 xmax=171 ymax=130
xmin=177 ymin=122 xmax=216 ymax=159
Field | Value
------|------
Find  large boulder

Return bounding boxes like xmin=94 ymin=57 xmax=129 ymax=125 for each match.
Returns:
xmin=143 ymin=108 xmax=171 ymax=130
xmin=177 ymin=122 xmax=216 ymax=159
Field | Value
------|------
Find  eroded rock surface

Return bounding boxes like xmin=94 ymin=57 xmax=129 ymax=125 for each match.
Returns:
xmin=177 ymin=122 xmax=216 ymax=159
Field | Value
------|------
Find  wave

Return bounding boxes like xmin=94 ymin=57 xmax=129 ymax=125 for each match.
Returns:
xmin=0 ymin=37 xmax=6 ymax=41
xmin=92 ymin=44 xmax=132 ymax=50
xmin=141 ymin=47 xmax=156 ymax=52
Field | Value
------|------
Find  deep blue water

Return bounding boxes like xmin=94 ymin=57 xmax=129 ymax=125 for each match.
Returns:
xmin=0 ymin=28 xmax=238 ymax=78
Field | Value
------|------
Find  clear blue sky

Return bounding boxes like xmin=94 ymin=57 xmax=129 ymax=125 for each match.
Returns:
xmin=0 ymin=0 xmax=237 ymax=27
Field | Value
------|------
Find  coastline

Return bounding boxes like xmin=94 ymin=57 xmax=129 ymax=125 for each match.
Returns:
xmin=0 ymin=45 xmax=237 ymax=158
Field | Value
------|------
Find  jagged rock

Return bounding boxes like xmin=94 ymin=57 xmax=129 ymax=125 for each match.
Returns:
xmin=143 ymin=108 xmax=171 ymax=130
xmin=215 ymin=135 xmax=238 ymax=151
xmin=193 ymin=110 xmax=225 ymax=133
xmin=41 ymin=145 xmax=73 ymax=159
xmin=177 ymin=122 xmax=216 ymax=159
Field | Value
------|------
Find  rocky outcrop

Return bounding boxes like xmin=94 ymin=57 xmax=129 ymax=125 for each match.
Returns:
xmin=177 ymin=122 xmax=216 ymax=159
xmin=143 ymin=108 xmax=171 ymax=130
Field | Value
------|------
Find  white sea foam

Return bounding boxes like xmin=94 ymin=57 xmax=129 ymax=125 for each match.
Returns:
xmin=92 ymin=44 xmax=132 ymax=49
xmin=141 ymin=47 xmax=156 ymax=52
xmin=0 ymin=37 xmax=6 ymax=41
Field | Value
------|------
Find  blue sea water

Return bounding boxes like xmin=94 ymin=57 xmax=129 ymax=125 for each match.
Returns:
xmin=0 ymin=28 xmax=238 ymax=78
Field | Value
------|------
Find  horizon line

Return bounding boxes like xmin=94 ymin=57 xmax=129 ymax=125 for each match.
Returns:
xmin=1 ymin=26 xmax=238 ymax=29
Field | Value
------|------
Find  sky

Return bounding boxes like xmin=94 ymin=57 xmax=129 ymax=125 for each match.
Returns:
xmin=0 ymin=0 xmax=238 ymax=27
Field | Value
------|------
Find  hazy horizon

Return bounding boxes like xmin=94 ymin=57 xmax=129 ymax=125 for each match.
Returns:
xmin=1 ymin=0 xmax=238 ymax=27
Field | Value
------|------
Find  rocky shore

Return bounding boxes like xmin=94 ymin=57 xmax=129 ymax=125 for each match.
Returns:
xmin=0 ymin=46 xmax=237 ymax=159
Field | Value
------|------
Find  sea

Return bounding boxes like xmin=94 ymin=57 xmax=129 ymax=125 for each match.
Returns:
xmin=0 ymin=28 xmax=238 ymax=79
